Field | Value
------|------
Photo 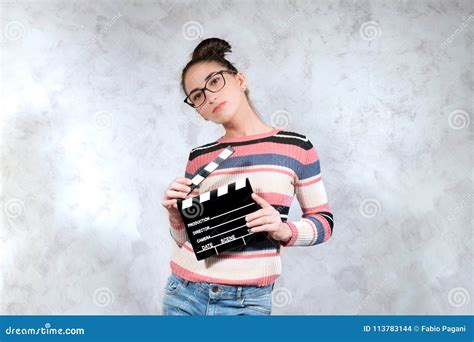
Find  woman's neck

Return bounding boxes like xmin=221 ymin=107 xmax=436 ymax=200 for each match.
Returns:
xmin=221 ymin=102 xmax=273 ymax=139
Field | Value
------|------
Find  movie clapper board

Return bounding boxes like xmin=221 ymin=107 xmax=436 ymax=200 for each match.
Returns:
xmin=177 ymin=177 xmax=268 ymax=260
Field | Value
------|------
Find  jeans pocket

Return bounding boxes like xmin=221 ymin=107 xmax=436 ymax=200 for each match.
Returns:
xmin=241 ymin=292 xmax=272 ymax=315
xmin=164 ymin=275 xmax=183 ymax=296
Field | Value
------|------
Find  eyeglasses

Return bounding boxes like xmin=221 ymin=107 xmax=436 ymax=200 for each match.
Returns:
xmin=184 ymin=69 xmax=238 ymax=108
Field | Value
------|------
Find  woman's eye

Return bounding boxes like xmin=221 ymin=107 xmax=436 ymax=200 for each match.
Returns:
xmin=192 ymin=93 xmax=202 ymax=101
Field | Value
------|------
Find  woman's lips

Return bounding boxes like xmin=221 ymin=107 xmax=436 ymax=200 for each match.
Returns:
xmin=213 ymin=101 xmax=227 ymax=113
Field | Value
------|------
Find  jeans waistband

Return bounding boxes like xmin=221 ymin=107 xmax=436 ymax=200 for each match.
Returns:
xmin=170 ymin=272 xmax=275 ymax=291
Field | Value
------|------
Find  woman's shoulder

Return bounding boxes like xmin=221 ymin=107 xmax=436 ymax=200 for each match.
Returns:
xmin=274 ymin=129 xmax=314 ymax=149
xmin=188 ymin=139 xmax=221 ymax=161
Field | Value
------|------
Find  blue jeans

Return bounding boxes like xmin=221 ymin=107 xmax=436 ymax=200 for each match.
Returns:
xmin=162 ymin=272 xmax=274 ymax=315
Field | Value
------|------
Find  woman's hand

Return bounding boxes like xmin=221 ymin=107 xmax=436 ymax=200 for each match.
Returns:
xmin=162 ymin=177 xmax=193 ymax=221
xmin=245 ymin=193 xmax=292 ymax=243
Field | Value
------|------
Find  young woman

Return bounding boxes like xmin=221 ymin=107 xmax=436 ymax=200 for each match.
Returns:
xmin=161 ymin=37 xmax=334 ymax=315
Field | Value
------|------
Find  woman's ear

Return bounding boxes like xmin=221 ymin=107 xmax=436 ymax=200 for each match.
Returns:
xmin=236 ymin=72 xmax=247 ymax=91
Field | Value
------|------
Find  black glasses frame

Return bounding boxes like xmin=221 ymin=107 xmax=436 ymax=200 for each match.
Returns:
xmin=184 ymin=69 xmax=238 ymax=108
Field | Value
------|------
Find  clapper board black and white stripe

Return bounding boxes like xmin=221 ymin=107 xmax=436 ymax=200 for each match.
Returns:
xmin=177 ymin=177 xmax=268 ymax=260
xmin=186 ymin=145 xmax=235 ymax=196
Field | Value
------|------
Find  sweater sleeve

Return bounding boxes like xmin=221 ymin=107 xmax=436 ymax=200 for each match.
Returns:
xmin=168 ymin=152 xmax=197 ymax=247
xmin=280 ymin=139 xmax=334 ymax=247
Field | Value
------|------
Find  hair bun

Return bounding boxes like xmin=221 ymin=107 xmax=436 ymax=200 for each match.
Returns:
xmin=191 ymin=37 xmax=232 ymax=60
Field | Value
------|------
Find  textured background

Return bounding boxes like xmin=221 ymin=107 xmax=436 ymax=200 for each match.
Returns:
xmin=0 ymin=0 xmax=472 ymax=315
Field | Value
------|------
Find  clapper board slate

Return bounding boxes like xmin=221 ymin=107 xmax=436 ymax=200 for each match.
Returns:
xmin=177 ymin=178 xmax=268 ymax=260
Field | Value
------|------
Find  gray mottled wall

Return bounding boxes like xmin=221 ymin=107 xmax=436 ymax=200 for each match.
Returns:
xmin=1 ymin=0 xmax=472 ymax=315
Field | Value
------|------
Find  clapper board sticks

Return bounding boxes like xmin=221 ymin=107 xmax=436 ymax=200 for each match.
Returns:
xmin=178 ymin=177 xmax=268 ymax=260
xmin=186 ymin=145 xmax=235 ymax=196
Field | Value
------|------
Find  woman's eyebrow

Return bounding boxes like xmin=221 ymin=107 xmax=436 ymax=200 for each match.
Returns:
xmin=189 ymin=71 xmax=218 ymax=92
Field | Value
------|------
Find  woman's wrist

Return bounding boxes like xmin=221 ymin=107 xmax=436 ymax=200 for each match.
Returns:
xmin=279 ymin=222 xmax=292 ymax=243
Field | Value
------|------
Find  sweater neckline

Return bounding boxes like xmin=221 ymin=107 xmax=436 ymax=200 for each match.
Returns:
xmin=217 ymin=127 xmax=280 ymax=143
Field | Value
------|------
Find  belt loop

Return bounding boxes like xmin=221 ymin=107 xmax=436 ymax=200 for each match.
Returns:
xmin=182 ymin=279 xmax=189 ymax=287
xmin=236 ymin=286 xmax=242 ymax=299
xmin=271 ymin=283 xmax=275 ymax=290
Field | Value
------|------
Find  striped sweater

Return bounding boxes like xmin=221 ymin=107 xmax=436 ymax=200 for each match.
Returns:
xmin=168 ymin=127 xmax=334 ymax=286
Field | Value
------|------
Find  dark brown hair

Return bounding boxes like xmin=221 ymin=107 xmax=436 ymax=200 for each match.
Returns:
xmin=181 ymin=37 xmax=258 ymax=114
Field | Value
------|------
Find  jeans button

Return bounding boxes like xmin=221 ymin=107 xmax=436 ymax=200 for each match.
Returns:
xmin=211 ymin=286 xmax=218 ymax=293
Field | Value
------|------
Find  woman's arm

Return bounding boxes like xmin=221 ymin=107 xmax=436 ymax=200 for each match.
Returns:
xmin=280 ymin=139 xmax=334 ymax=247
xmin=168 ymin=153 xmax=194 ymax=247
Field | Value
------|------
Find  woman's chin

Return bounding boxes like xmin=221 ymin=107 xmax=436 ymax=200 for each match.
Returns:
xmin=210 ymin=110 xmax=232 ymax=123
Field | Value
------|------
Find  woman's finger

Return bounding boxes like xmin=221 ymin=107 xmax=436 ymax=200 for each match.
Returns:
xmin=251 ymin=193 xmax=272 ymax=208
xmin=247 ymin=216 xmax=269 ymax=228
xmin=162 ymin=198 xmax=177 ymax=207
xmin=249 ymin=224 xmax=276 ymax=233
xmin=166 ymin=189 xmax=188 ymax=199
xmin=169 ymin=182 xmax=191 ymax=193
xmin=245 ymin=208 xmax=268 ymax=222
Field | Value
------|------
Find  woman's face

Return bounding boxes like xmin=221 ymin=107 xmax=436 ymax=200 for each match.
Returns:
xmin=184 ymin=62 xmax=246 ymax=123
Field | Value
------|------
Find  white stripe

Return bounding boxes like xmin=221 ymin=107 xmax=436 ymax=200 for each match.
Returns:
xmin=205 ymin=161 xmax=219 ymax=172
xmin=217 ymin=184 xmax=228 ymax=196
xmin=191 ymin=142 xmax=220 ymax=152
xmin=274 ymin=133 xmax=308 ymax=142
xmin=196 ymin=232 xmax=254 ymax=253
xmin=182 ymin=198 xmax=193 ymax=209
xmin=235 ymin=178 xmax=246 ymax=190
xmin=200 ymin=191 xmax=210 ymax=203
xmin=192 ymin=174 xmax=204 ymax=185
xmin=219 ymin=146 xmax=233 ymax=159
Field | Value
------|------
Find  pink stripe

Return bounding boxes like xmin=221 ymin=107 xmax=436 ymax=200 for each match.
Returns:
xmin=282 ymin=221 xmax=298 ymax=246
xmin=170 ymin=261 xmax=279 ymax=286
xmin=214 ymin=251 xmax=280 ymax=259
xmin=304 ymin=147 xmax=318 ymax=164
xmin=255 ymin=192 xmax=294 ymax=207
xmin=209 ymin=167 xmax=295 ymax=179
xmin=295 ymin=175 xmax=321 ymax=187
xmin=186 ymin=142 xmax=318 ymax=175
xmin=232 ymin=142 xmax=310 ymax=164
xmin=169 ymin=218 xmax=185 ymax=230
xmin=302 ymin=203 xmax=331 ymax=214
xmin=183 ymin=238 xmax=280 ymax=259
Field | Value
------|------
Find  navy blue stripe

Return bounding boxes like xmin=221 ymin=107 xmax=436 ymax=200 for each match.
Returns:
xmin=192 ymin=154 xmax=320 ymax=181
xmin=189 ymin=134 xmax=312 ymax=161
xmin=306 ymin=216 xmax=326 ymax=244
